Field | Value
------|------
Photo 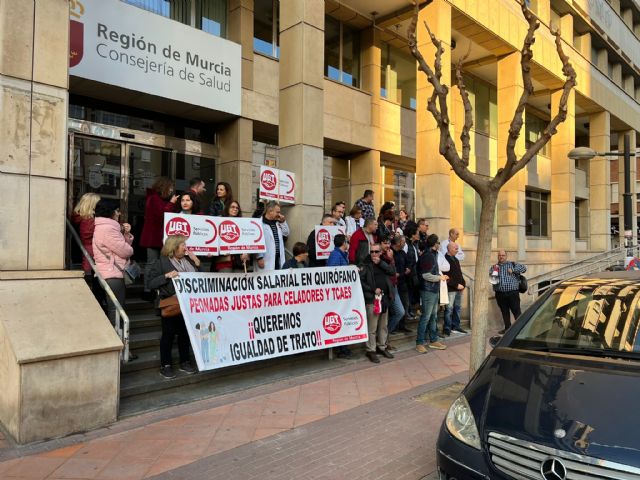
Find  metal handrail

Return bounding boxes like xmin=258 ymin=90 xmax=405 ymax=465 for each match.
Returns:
xmin=65 ymin=218 xmax=130 ymax=362
xmin=526 ymin=245 xmax=635 ymax=298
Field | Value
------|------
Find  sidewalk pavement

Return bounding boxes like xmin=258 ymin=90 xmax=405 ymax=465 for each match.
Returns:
xmin=0 ymin=337 xmax=471 ymax=480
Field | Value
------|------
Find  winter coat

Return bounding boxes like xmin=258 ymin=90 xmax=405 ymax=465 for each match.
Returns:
xmin=92 ymin=217 xmax=134 ymax=280
xmin=348 ymin=228 xmax=376 ymax=265
xmin=140 ymin=189 xmax=177 ymax=249
xmin=327 ymin=248 xmax=349 ymax=267
xmin=209 ymin=198 xmax=226 ymax=217
xmin=358 ymin=256 xmax=395 ymax=304
xmin=72 ymin=213 xmax=95 ymax=273
xmin=148 ymin=255 xmax=202 ymax=299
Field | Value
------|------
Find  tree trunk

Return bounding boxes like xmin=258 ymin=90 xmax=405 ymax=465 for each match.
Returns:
xmin=469 ymin=189 xmax=498 ymax=375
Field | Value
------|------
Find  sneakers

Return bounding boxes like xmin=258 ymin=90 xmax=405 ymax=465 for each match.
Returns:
xmin=453 ymin=327 xmax=468 ymax=334
xmin=429 ymin=341 xmax=447 ymax=350
xmin=159 ymin=365 xmax=176 ymax=379
xmin=179 ymin=361 xmax=197 ymax=374
xmin=415 ymin=344 xmax=429 ymax=354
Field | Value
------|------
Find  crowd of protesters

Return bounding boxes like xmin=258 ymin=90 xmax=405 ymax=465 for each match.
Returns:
xmin=72 ymin=178 xmax=525 ymax=375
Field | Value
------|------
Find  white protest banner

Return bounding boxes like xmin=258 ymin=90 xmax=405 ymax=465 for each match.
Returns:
xmin=172 ymin=266 xmax=368 ymax=371
xmin=217 ymin=217 xmax=266 ymax=254
xmin=259 ymin=166 xmax=296 ymax=203
xmin=164 ymin=213 xmax=218 ymax=255
xmin=278 ymin=169 xmax=295 ymax=204
xmin=259 ymin=166 xmax=279 ymax=200
xmin=314 ymin=225 xmax=346 ymax=260
xmin=69 ymin=0 xmax=241 ymax=115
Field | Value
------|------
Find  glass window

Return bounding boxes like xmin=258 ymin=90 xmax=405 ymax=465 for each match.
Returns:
xmin=123 ymin=0 xmax=227 ymax=38
xmin=382 ymin=167 xmax=415 ymax=219
xmin=254 ymin=0 xmax=279 ymax=57
xmin=512 ymin=278 xmax=640 ymax=354
xmin=526 ymin=189 xmax=549 ymax=237
xmin=526 ymin=113 xmax=550 ymax=157
xmin=324 ymin=16 xmax=361 ymax=88
xmin=123 ymin=0 xmax=191 ymax=25
xmin=197 ymin=0 xmax=227 ymax=37
xmin=380 ymin=43 xmax=416 ymax=109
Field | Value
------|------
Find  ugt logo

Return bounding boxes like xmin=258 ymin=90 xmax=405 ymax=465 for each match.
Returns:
xmin=219 ymin=220 xmax=240 ymax=243
xmin=69 ymin=0 xmax=85 ymax=67
xmin=322 ymin=312 xmax=342 ymax=335
xmin=166 ymin=217 xmax=191 ymax=237
xmin=261 ymin=169 xmax=277 ymax=191
xmin=316 ymin=229 xmax=331 ymax=250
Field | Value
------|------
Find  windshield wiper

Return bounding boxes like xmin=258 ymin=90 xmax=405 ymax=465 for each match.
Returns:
xmin=516 ymin=345 xmax=640 ymax=361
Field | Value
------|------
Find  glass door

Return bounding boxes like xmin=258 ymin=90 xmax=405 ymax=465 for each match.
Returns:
xmin=127 ymin=145 xmax=172 ymax=261
xmin=71 ymin=136 xmax=124 ymax=205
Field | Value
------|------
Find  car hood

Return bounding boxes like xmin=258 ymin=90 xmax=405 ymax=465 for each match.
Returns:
xmin=479 ymin=350 xmax=640 ymax=468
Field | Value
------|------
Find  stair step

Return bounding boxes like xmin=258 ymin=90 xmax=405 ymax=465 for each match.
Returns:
xmin=129 ymin=330 xmax=161 ymax=349
xmin=124 ymin=297 xmax=156 ymax=312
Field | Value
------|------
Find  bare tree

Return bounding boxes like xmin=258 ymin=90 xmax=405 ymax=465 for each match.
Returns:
xmin=408 ymin=0 xmax=577 ymax=374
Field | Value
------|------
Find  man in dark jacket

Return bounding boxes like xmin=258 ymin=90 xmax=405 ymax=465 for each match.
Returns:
xmin=416 ymin=234 xmax=448 ymax=353
xmin=443 ymin=242 xmax=467 ymax=335
xmin=307 ymin=214 xmax=337 ymax=267
xmin=389 ymin=235 xmax=412 ymax=334
xmin=403 ymin=222 xmax=420 ymax=319
xmin=359 ymin=244 xmax=395 ymax=363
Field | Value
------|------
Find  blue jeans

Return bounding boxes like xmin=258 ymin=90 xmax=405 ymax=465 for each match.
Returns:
xmin=387 ymin=290 xmax=406 ymax=333
xmin=444 ymin=290 xmax=462 ymax=333
xmin=417 ymin=290 xmax=439 ymax=345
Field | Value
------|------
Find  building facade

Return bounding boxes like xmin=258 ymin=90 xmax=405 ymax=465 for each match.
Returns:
xmin=1 ymin=0 xmax=640 ymax=440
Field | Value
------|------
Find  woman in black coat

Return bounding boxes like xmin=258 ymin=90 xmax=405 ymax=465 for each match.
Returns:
xmin=148 ymin=235 xmax=202 ymax=379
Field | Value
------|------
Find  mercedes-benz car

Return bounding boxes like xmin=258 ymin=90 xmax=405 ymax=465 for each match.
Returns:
xmin=437 ymin=271 xmax=640 ymax=480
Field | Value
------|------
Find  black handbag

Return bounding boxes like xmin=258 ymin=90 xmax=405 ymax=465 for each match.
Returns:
xmin=518 ymin=274 xmax=528 ymax=294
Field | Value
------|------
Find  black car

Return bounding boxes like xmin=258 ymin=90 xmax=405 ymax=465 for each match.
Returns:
xmin=436 ymin=271 xmax=640 ymax=480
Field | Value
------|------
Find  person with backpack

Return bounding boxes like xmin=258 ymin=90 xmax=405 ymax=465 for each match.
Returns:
xmin=489 ymin=250 xmax=527 ymax=334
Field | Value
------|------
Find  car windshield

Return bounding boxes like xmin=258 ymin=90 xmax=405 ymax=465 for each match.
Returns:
xmin=511 ymin=277 xmax=640 ymax=356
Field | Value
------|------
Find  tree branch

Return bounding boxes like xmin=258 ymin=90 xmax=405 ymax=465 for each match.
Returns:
xmin=500 ymin=19 xmax=577 ymax=181
xmin=454 ymin=53 xmax=473 ymax=167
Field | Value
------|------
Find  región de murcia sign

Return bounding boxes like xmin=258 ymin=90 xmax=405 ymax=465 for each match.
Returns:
xmin=69 ymin=0 xmax=241 ymax=115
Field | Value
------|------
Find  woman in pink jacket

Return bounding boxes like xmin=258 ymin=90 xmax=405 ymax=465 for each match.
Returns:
xmin=93 ymin=199 xmax=134 ymax=328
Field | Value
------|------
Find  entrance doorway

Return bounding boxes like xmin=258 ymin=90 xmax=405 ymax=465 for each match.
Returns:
xmin=68 ymin=129 xmax=216 ymax=264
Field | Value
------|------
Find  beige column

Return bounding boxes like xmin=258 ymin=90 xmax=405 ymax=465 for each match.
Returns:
xmin=278 ymin=0 xmax=324 ymax=243
xmin=588 ymin=111 xmax=611 ymax=251
xmin=560 ymin=13 xmax=573 ymax=44
xmin=550 ymin=88 xmax=576 ymax=257
xmin=496 ymin=52 xmax=526 ymax=257
xmin=0 ymin=0 xmax=121 ymax=443
xmin=361 ymin=27 xmax=381 ymax=127
xmin=618 ymin=130 xmax=638 ymax=245
xmin=217 ymin=118 xmax=254 ymax=212
xmin=350 ymin=150 xmax=383 ymax=212
xmin=532 ymin=0 xmax=550 ymax=25
xmin=228 ymin=0 xmax=254 ymax=90
xmin=415 ymin=0 xmax=451 ymax=235
xmin=575 ymin=33 xmax=591 ymax=62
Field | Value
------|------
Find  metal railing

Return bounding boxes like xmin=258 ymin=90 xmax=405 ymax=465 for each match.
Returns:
xmin=525 ymin=245 xmax=638 ymax=298
xmin=66 ymin=218 xmax=130 ymax=362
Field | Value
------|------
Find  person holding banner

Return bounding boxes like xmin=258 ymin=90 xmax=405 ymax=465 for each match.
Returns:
xmin=212 ymin=200 xmax=250 ymax=273
xmin=359 ymin=244 xmax=396 ymax=363
xmin=209 ymin=181 xmax=233 ymax=217
xmin=148 ymin=235 xmax=200 ymax=379
xmin=255 ymin=201 xmax=289 ymax=272
xmin=307 ymin=214 xmax=338 ymax=267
